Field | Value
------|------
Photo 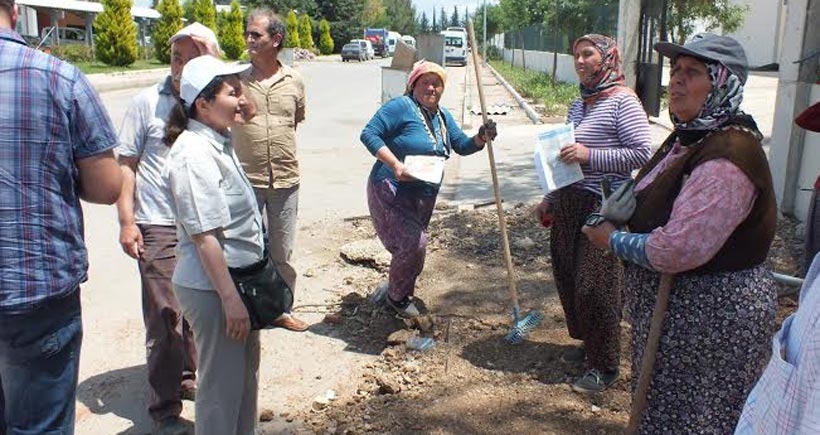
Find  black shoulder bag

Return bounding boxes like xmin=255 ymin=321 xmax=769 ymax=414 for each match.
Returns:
xmin=228 ymin=255 xmax=293 ymax=330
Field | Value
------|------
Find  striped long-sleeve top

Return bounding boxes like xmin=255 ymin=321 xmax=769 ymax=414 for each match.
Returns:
xmin=547 ymin=92 xmax=651 ymax=202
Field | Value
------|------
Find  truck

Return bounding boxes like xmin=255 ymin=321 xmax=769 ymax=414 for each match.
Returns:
xmin=386 ymin=31 xmax=401 ymax=56
xmin=364 ymin=28 xmax=389 ymax=58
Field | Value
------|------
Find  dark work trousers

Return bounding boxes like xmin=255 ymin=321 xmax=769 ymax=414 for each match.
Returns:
xmin=367 ymin=179 xmax=437 ymax=302
xmin=138 ymin=224 xmax=197 ymax=422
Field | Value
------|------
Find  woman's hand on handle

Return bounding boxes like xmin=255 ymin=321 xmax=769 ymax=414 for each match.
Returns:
xmin=582 ymin=220 xmax=616 ymax=250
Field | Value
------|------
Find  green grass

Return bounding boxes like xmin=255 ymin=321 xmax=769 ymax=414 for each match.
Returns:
xmin=76 ymin=59 xmax=168 ymax=75
xmin=489 ymin=60 xmax=578 ymax=117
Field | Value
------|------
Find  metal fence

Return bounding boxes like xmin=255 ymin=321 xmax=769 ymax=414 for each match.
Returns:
xmin=502 ymin=4 xmax=619 ymax=54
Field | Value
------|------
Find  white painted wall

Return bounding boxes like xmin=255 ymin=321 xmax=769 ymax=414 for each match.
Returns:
xmin=501 ymin=48 xmax=579 ymax=84
xmin=724 ymin=0 xmax=786 ymax=67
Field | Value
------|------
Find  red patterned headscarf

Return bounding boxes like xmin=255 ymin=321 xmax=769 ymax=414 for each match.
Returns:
xmin=572 ymin=34 xmax=633 ymax=105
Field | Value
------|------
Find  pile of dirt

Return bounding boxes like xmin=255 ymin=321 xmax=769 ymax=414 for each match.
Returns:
xmin=297 ymin=205 xmax=805 ymax=435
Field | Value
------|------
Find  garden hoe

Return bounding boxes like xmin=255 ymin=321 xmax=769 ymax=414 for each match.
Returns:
xmin=467 ymin=20 xmax=543 ymax=344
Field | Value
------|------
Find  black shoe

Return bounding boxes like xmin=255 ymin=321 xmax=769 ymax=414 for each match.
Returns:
xmin=152 ymin=417 xmax=190 ymax=435
xmin=571 ymin=369 xmax=619 ymax=394
xmin=386 ymin=295 xmax=420 ymax=318
xmin=560 ymin=346 xmax=586 ymax=363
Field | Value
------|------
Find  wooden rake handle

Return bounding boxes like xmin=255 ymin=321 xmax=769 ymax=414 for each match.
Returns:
xmin=466 ymin=19 xmax=519 ymax=311
xmin=627 ymin=273 xmax=675 ymax=434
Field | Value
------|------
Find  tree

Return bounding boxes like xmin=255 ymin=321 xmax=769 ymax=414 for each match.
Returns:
xmin=318 ymin=18 xmax=334 ymax=54
xmin=285 ymin=10 xmax=300 ymax=48
xmin=315 ymin=0 xmax=363 ymax=53
xmin=668 ymin=0 xmax=748 ymax=44
xmin=193 ymin=0 xmax=217 ymax=30
xmin=439 ymin=7 xmax=447 ymax=32
xmin=450 ymin=6 xmax=459 ymax=27
xmin=183 ymin=0 xmax=196 ymax=24
xmin=95 ymin=0 xmax=139 ymax=66
xmin=298 ymin=14 xmax=315 ymax=50
xmin=383 ymin=0 xmax=416 ymax=35
xmin=361 ymin=0 xmax=386 ymax=28
xmin=246 ymin=0 xmax=319 ymax=18
xmin=418 ymin=12 xmax=429 ymax=34
xmin=152 ymin=0 xmax=183 ymax=63
xmin=218 ymin=0 xmax=245 ymax=59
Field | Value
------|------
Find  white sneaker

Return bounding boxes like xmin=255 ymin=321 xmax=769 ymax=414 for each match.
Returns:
xmin=386 ymin=296 xmax=420 ymax=318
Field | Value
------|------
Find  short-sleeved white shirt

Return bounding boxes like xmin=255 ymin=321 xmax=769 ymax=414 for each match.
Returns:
xmin=164 ymin=119 xmax=265 ymax=290
xmin=116 ymin=76 xmax=177 ymax=226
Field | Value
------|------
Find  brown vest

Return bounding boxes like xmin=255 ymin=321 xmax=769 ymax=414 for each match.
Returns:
xmin=629 ymin=127 xmax=776 ymax=273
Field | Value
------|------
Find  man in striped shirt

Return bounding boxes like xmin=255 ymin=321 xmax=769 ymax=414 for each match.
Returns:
xmin=0 ymin=0 xmax=122 ymax=433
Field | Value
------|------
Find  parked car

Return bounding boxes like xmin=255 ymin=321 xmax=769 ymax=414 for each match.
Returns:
xmin=40 ymin=26 xmax=88 ymax=46
xmin=341 ymin=42 xmax=366 ymax=62
xmin=351 ymin=38 xmax=375 ymax=60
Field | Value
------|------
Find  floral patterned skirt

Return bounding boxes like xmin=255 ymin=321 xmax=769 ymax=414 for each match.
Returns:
xmin=625 ymin=264 xmax=776 ymax=434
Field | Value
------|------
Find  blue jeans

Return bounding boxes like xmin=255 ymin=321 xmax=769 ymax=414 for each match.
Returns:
xmin=0 ymin=290 xmax=83 ymax=435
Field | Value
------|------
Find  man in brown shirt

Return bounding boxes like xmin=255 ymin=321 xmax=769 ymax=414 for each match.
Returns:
xmin=233 ymin=7 xmax=308 ymax=331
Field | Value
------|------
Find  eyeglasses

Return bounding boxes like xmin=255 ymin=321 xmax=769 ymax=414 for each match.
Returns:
xmin=244 ymin=31 xmax=266 ymax=40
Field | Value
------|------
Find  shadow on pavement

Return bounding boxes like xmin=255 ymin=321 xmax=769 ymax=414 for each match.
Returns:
xmin=76 ymin=364 xmax=156 ymax=435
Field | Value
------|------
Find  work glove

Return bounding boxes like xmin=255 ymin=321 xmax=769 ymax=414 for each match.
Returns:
xmin=585 ymin=178 xmax=636 ymax=227
xmin=478 ymin=119 xmax=497 ymax=142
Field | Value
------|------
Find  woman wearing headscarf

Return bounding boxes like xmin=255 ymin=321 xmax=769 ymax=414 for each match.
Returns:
xmin=583 ymin=34 xmax=777 ymax=433
xmin=360 ymin=60 xmax=496 ymax=318
xmin=533 ymin=34 xmax=651 ymax=393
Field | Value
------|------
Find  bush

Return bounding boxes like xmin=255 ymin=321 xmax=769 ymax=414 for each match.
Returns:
xmin=285 ymin=10 xmax=300 ymax=48
xmin=50 ymin=44 xmax=94 ymax=63
xmin=152 ymin=0 xmax=183 ymax=64
xmin=298 ymin=15 xmax=314 ymax=51
xmin=317 ymin=18 xmax=333 ymax=55
xmin=94 ymin=0 xmax=139 ymax=66
xmin=218 ymin=1 xmax=244 ymax=60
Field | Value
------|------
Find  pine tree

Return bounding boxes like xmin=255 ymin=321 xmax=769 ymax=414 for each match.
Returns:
xmin=193 ymin=0 xmax=217 ymax=30
xmin=183 ymin=0 xmax=196 ymax=24
xmin=218 ymin=0 xmax=245 ymax=59
xmin=298 ymin=15 xmax=314 ymax=51
xmin=152 ymin=0 xmax=183 ymax=63
xmin=285 ymin=10 xmax=300 ymax=48
xmin=318 ymin=18 xmax=333 ymax=54
xmin=439 ymin=7 xmax=447 ymax=31
xmin=95 ymin=0 xmax=139 ymax=66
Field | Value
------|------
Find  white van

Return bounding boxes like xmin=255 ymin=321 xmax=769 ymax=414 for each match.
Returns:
xmin=386 ymin=31 xmax=401 ymax=56
xmin=400 ymin=35 xmax=416 ymax=49
xmin=440 ymin=30 xmax=467 ymax=66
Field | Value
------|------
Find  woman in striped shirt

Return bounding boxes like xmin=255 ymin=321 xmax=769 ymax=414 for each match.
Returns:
xmin=534 ymin=34 xmax=651 ymax=393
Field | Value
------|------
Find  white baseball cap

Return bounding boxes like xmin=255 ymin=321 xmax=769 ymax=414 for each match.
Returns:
xmin=169 ymin=22 xmax=221 ymax=54
xmin=180 ymin=56 xmax=250 ymax=109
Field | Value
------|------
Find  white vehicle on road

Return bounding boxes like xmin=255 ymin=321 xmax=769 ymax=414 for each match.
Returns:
xmin=441 ymin=30 xmax=467 ymax=66
xmin=401 ymin=35 xmax=416 ymax=49
xmin=386 ymin=31 xmax=401 ymax=55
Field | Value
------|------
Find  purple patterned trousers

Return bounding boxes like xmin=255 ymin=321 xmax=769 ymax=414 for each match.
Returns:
xmin=367 ymin=180 xmax=437 ymax=301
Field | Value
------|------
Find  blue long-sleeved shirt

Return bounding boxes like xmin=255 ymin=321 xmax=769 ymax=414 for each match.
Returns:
xmin=360 ymin=96 xmax=482 ymax=195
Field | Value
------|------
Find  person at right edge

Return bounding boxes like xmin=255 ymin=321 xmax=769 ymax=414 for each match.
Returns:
xmin=582 ymin=33 xmax=777 ymax=433
xmin=733 ymin=101 xmax=820 ymax=434
xmin=533 ymin=34 xmax=652 ymax=394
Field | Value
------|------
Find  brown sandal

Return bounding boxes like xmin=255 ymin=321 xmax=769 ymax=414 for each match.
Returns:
xmin=271 ymin=314 xmax=310 ymax=332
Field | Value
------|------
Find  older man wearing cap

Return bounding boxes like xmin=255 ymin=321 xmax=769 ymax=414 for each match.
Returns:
xmin=734 ymin=101 xmax=820 ymax=435
xmin=582 ymin=33 xmax=777 ymax=433
xmin=115 ymin=22 xmax=219 ymax=435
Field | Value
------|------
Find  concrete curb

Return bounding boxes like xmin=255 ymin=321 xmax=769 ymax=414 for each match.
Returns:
xmin=485 ymin=63 xmax=542 ymax=125
xmin=87 ymin=68 xmax=170 ymax=93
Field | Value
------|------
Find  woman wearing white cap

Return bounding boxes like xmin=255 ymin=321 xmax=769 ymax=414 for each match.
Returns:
xmin=162 ymin=55 xmax=261 ymax=435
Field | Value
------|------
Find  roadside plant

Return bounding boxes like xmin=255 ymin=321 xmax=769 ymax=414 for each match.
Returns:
xmin=193 ymin=0 xmax=217 ymax=30
xmin=152 ymin=0 xmax=183 ymax=63
xmin=95 ymin=0 xmax=139 ymax=66
xmin=218 ymin=0 xmax=245 ymax=60
xmin=318 ymin=18 xmax=334 ymax=55
xmin=285 ymin=10 xmax=300 ymax=48
xmin=298 ymin=14 xmax=314 ymax=51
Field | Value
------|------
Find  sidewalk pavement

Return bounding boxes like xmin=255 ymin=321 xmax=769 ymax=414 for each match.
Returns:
xmin=443 ymin=61 xmax=779 ymax=208
xmin=86 ymin=67 xmax=170 ymax=93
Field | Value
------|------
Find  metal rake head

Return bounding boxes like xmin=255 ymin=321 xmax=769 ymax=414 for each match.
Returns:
xmin=503 ymin=310 xmax=544 ymax=344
